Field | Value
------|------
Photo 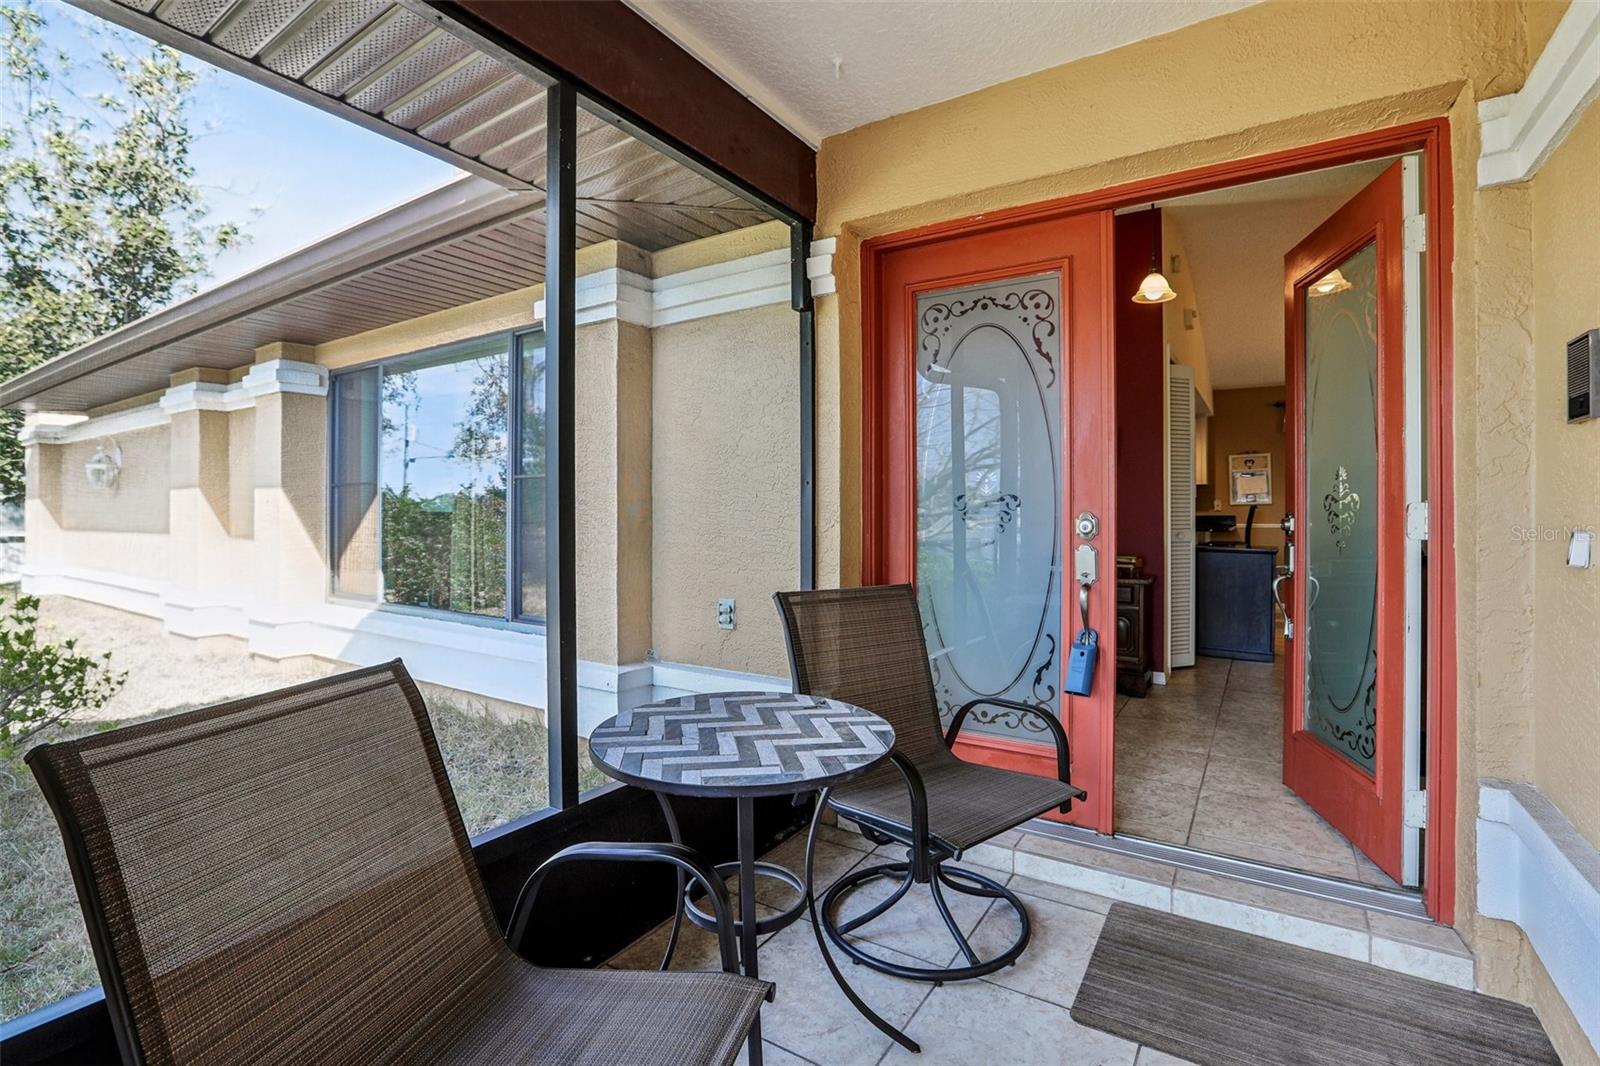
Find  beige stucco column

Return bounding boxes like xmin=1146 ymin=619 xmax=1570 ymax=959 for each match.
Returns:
xmin=247 ymin=343 xmax=330 ymax=617
xmin=162 ymin=369 xmax=235 ymax=640
xmin=574 ymin=319 xmax=653 ymax=665
xmin=19 ymin=417 xmax=65 ymax=579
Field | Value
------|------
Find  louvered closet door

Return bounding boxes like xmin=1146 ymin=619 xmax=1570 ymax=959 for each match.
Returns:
xmin=1167 ymin=363 xmax=1196 ymax=670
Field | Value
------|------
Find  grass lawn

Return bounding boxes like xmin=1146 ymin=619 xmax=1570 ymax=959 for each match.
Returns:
xmin=1 ymin=698 xmax=606 ymax=1022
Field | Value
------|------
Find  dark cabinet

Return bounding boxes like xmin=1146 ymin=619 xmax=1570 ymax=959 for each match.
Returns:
xmin=1195 ymin=545 xmax=1276 ymax=662
xmin=1116 ymin=576 xmax=1154 ymax=697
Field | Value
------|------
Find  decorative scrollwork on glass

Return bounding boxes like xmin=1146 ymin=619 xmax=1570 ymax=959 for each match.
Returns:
xmin=1323 ymin=465 xmax=1360 ymax=555
xmin=954 ymin=491 xmax=1021 ymax=538
xmin=1031 ymin=633 xmax=1057 ymax=705
xmin=920 ymin=288 xmax=1057 ymax=385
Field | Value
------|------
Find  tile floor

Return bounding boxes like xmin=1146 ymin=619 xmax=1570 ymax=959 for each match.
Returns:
xmin=1115 ymin=651 xmax=1402 ymax=890
xmin=606 ymin=827 xmax=1198 ymax=1066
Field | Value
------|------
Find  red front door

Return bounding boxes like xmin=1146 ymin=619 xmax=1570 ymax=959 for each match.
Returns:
xmin=1281 ymin=162 xmax=1408 ymax=881
xmin=863 ymin=211 xmax=1115 ymax=833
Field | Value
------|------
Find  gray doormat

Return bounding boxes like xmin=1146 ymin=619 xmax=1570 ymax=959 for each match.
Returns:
xmin=1071 ymin=904 xmax=1559 ymax=1066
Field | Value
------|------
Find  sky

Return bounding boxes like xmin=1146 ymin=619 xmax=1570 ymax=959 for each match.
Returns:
xmin=29 ymin=3 xmax=462 ymax=296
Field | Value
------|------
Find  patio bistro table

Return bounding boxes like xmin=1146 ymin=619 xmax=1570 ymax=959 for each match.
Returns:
xmin=589 ymin=691 xmax=895 ymax=1066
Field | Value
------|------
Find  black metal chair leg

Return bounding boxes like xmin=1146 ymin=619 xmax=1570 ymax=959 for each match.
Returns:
xmin=656 ymin=792 xmax=687 ymax=971
xmin=804 ymin=790 xmax=921 ymax=1055
xmin=929 ymin=866 xmax=981 ymax=967
xmin=835 ymin=861 xmax=913 ymax=935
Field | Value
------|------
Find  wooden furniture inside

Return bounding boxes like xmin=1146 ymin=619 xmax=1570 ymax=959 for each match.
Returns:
xmin=1115 ymin=575 xmax=1154 ymax=697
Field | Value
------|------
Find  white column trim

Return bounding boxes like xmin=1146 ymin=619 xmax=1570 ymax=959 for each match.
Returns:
xmin=807 ymin=237 xmax=837 ymax=297
xmin=1478 ymin=0 xmax=1600 ymax=187
xmin=1477 ymin=779 xmax=1600 ymax=1049
xmin=19 ymin=403 xmax=166 ymax=444
xmin=242 ymin=358 xmax=329 ymax=398
xmin=532 ymin=242 xmax=840 ymax=328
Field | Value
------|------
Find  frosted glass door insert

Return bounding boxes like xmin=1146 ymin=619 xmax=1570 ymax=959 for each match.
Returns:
xmin=1302 ymin=242 xmax=1379 ymax=772
xmin=915 ymin=274 xmax=1062 ymax=741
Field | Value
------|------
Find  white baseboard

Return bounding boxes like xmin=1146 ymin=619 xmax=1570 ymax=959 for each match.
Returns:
xmin=1477 ymin=779 xmax=1600 ymax=1050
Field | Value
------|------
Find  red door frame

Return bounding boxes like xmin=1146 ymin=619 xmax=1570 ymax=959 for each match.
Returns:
xmin=1282 ymin=161 xmax=1408 ymax=882
xmin=861 ymin=118 xmax=1457 ymax=924
xmin=864 ymin=211 xmax=1116 ymax=834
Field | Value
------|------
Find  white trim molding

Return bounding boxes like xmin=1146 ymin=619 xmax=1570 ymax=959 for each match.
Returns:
xmin=1477 ymin=779 xmax=1600 ymax=1049
xmin=1478 ymin=0 xmax=1600 ymax=187
xmin=21 ymin=563 xmax=786 ymax=738
xmin=534 ymin=240 xmax=838 ymax=327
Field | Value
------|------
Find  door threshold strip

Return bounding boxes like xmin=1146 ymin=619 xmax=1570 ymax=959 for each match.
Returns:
xmin=1020 ymin=819 xmax=1430 ymax=920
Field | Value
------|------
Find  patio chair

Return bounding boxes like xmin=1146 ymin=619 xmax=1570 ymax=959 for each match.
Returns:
xmin=775 ymin=584 xmax=1086 ymax=984
xmin=25 ymin=660 xmax=768 ymax=1066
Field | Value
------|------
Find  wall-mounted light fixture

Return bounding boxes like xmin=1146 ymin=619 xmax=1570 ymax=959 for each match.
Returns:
xmin=84 ymin=440 xmax=122 ymax=490
xmin=1130 ymin=205 xmax=1176 ymax=305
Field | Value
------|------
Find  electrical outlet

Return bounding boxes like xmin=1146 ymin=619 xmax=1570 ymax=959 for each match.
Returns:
xmin=717 ymin=598 xmax=736 ymax=630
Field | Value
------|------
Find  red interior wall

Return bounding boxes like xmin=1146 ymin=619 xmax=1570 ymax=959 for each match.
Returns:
xmin=1113 ymin=210 xmax=1167 ymax=674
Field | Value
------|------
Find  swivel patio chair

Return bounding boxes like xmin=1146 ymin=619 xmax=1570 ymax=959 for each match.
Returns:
xmin=775 ymin=585 xmax=1086 ymax=987
xmin=26 ymin=660 xmax=768 ymax=1066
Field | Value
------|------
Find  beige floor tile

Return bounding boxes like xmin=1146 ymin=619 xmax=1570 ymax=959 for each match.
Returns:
xmin=1114 ymin=716 xmax=1217 ymax=757
xmin=1115 ymin=746 xmax=1209 ymax=788
xmin=1366 ymin=911 xmax=1471 ymax=955
xmin=814 ymin=822 xmax=877 ymax=853
xmin=968 ymin=892 xmax=1105 ymax=1007
xmin=1205 ymin=721 xmax=1284 ymax=764
xmin=751 ymin=920 xmax=934 ymax=1066
xmin=758 ymin=837 xmax=868 ymax=908
xmin=1172 ymin=870 xmax=1368 ymax=930
xmin=1196 ymin=754 xmax=1294 ymax=803
xmin=1214 ymin=690 xmax=1281 ymax=724
xmin=1351 ymin=849 xmax=1404 ymax=891
xmin=881 ymin=979 xmax=1139 ymax=1066
xmin=830 ymin=863 xmax=997 ymax=967
xmin=606 ymin=894 xmax=788 ymax=971
xmin=1135 ymin=1047 xmax=1202 ymax=1066
xmin=1007 ymin=873 xmax=1114 ymax=914
xmin=1183 ymin=832 xmax=1358 ymax=881
xmin=1117 ymin=696 xmax=1222 ymax=725
xmin=1190 ymin=788 xmax=1354 ymax=861
xmin=1114 ymin=818 xmax=1189 ymax=845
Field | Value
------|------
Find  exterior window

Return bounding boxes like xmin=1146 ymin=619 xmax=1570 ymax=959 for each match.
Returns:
xmin=330 ymin=332 xmax=543 ymax=623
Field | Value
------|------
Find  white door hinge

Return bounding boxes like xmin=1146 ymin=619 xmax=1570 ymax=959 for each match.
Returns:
xmin=1404 ymin=789 xmax=1428 ymax=829
xmin=1403 ymin=214 xmax=1428 ymax=253
xmin=1405 ymin=500 xmax=1430 ymax=541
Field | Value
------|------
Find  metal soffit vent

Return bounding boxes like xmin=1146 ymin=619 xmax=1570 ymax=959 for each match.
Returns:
xmin=74 ymin=0 xmax=769 ymax=244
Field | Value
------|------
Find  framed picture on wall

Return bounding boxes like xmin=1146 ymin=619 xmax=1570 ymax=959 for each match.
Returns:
xmin=1228 ymin=452 xmax=1273 ymax=505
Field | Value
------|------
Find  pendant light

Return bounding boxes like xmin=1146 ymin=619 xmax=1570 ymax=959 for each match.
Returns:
xmin=1130 ymin=205 xmax=1177 ymax=305
xmin=1309 ymin=268 xmax=1352 ymax=297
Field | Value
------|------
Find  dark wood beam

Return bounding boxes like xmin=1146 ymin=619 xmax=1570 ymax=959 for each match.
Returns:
xmin=441 ymin=0 xmax=816 ymax=222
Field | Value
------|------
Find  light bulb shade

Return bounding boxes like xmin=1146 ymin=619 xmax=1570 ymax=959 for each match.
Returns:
xmin=1131 ymin=270 xmax=1177 ymax=304
xmin=1309 ymin=268 xmax=1352 ymax=296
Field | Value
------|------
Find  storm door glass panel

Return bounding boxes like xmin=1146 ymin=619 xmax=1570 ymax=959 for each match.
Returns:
xmin=379 ymin=337 xmax=508 ymax=617
xmin=331 ymin=367 xmax=380 ymax=598
xmin=1303 ymin=241 xmax=1379 ymax=772
xmin=514 ymin=330 xmax=547 ymax=621
xmin=915 ymin=273 xmax=1062 ymax=742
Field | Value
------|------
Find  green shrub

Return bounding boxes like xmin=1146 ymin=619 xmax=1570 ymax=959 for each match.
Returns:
xmin=0 ymin=595 xmax=125 ymax=757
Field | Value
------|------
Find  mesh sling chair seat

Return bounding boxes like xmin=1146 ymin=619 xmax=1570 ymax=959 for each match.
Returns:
xmin=26 ymin=660 xmax=769 ymax=1066
xmin=775 ymin=585 xmax=1086 ymax=997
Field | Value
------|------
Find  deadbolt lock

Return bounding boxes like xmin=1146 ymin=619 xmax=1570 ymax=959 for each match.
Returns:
xmin=1075 ymin=511 xmax=1099 ymax=540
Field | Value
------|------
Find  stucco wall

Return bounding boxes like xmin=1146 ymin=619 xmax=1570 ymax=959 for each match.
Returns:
xmin=1531 ymin=98 xmax=1600 ymax=849
xmin=650 ymin=302 xmax=800 ymax=676
xmin=56 ymin=425 xmax=170 ymax=534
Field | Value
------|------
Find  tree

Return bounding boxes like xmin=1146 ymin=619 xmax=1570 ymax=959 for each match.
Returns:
xmin=0 ymin=593 xmax=125 ymax=756
xmin=0 ymin=3 xmax=242 ymax=501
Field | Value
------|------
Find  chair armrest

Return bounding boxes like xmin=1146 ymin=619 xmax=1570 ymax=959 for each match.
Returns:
xmin=884 ymin=752 xmax=932 ymax=882
xmin=505 ymin=841 xmax=740 ymax=973
xmin=944 ymin=698 xmax=1088 ymax=813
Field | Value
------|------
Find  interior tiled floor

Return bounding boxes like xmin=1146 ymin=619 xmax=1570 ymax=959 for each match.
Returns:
xmin=1114 ymin=649 xmax=1402 ymax=890
xmin=606 ymin=827 xmax=1197 ymax=1066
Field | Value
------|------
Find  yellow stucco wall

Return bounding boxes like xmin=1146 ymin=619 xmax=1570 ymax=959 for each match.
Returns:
xmin=1160 ymin=213 xmax=1214 ymax=411
xmin=650 ymin=302 xmax=800 ymax=677
xmin=1531 ymin=98 xmax=1600 ymax=849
